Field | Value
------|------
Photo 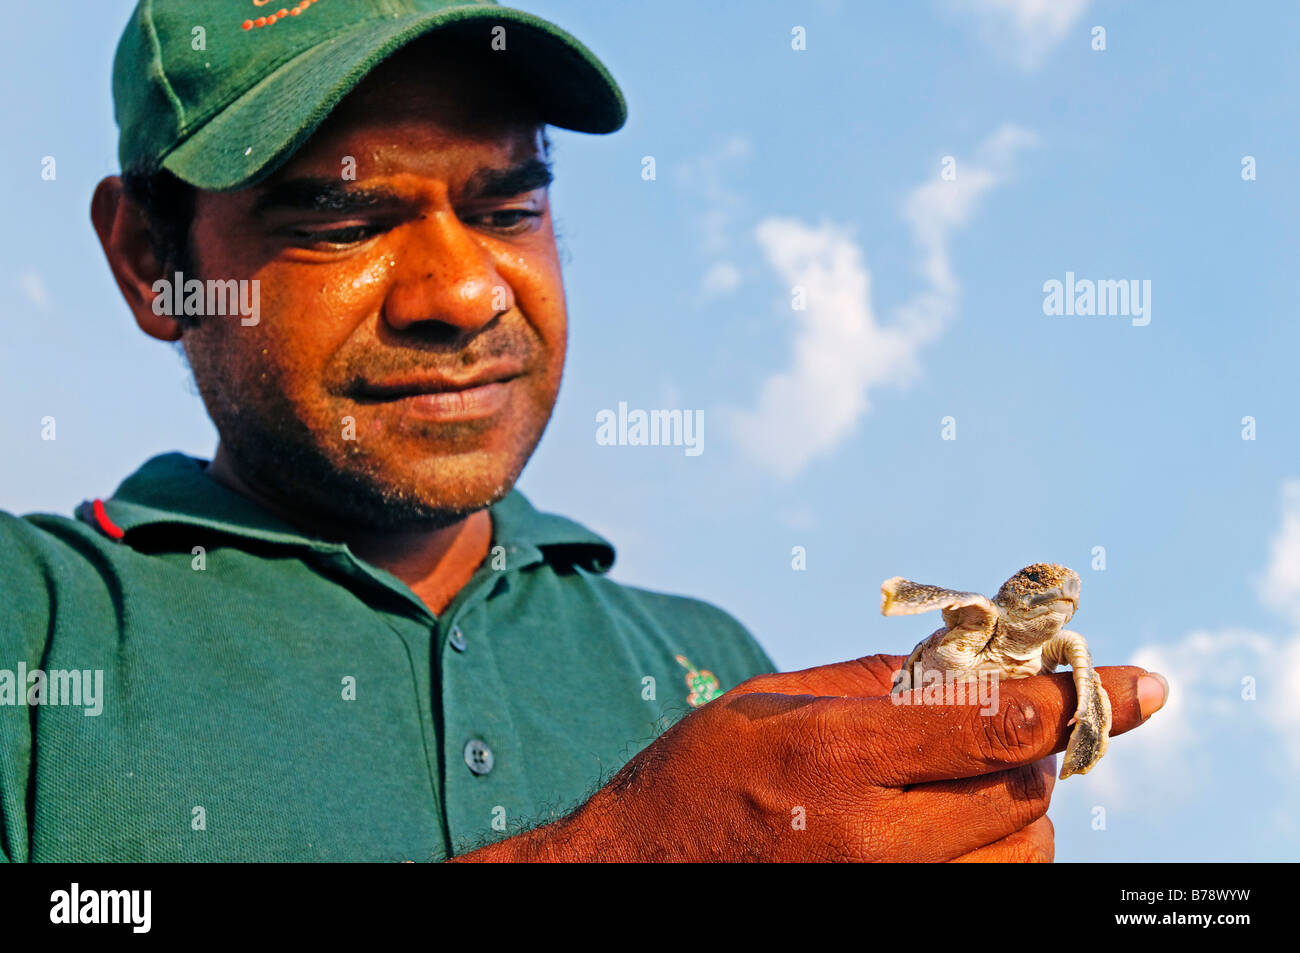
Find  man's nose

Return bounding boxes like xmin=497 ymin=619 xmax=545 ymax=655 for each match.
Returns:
xmin=382 ymin=211 xmax=514 ymax=334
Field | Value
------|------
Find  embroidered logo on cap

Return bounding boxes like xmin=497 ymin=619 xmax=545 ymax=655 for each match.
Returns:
xmin=242 ymin=0 xmax=322 ymax=31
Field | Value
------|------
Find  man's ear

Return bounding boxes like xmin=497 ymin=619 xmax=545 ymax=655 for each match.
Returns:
xmin=90 ymin=175 xmax=183 ymax=342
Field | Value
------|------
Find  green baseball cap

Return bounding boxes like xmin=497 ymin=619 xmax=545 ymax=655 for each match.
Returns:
xmin=113 ymin=0 xmax=627 ymax=191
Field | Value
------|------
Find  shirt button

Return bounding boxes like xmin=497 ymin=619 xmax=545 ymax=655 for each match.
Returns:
xmin=448 ymin=625 xmax=467 ymax=652
xmin=464 ymin=739 xmax=494 ymax=775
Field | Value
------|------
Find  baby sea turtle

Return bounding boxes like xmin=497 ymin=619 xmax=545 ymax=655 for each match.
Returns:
xmin=880 ymin=563 xmax=1110 ymax=779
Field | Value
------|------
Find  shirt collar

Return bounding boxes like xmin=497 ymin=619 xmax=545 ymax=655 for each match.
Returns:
xmin=90 ymin=452 xmax=616 ymax=574
xmin=483 ymin=484 xmax=616 ymax=574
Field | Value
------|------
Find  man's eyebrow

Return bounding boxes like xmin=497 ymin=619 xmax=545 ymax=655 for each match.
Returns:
xmin=461 ymin=158 xmax=553 ymax=200
xmin=251 ymin=180 xmax=399 ymax=217
xmin=251 ymin=158 xmax=553 ymax=216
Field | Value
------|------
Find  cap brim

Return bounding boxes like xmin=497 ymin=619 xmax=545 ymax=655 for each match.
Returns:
xmin=163 ymin=6 xmax=625 ymax=191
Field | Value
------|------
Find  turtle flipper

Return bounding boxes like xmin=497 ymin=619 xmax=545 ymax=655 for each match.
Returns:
xmin=1060 ymin=668 xmax=1111 ymax=778
xmin=881 ymin=578 xmax=999 ymax=687
xmin=891 ymin=639 xmax=928 ymax=695
xmin=881 ymin=577 xmax=997 ymax=634
xmin=1045 ymin=630 xmax=1112 ymax=778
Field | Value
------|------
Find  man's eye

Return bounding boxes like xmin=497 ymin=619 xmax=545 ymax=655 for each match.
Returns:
xmin=294 ymin=224 xmax=386 ymax=246
xmin=467 ymin=209 xmax=543 ymax=233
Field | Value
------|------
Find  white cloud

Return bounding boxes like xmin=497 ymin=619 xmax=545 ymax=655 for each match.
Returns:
xmin=1129 ymin=629 xmax=1281 ymax=761
xmin=1266 ymin=634 xmax=1300 ymax=750
xmin=1256 ymin=483 xmax=1300 ymax=751
xmin=675 ymin=135 xmax=751 ymax=254
xmin=726 ymin=218 xmax=921 ymax=479
xmin=726 ymin=124 xmax=1035 ymax=479
xmin=946 ymin=0 xmax=1091 ymax=71
xmin=676 ymin=136 xmax=752 ymax=297
xmin=1061 ymin=480 xmax=1300 ymax=814
xmin=1064 ymin=625 xmax=1300 ymax=814
xmin=20 ymin=271 xmax=49 ymax=310
xmin=1259 ymin=479 xmax=1300 ymax=623
xmin=1137 ymin=482 xmax=1300 ymax=766
xmin=700 ymin=262 xmax=742 ymax=300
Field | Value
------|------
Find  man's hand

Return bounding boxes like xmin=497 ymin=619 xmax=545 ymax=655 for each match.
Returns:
xmin=454 ymin=654 xmax=1167 ymax=862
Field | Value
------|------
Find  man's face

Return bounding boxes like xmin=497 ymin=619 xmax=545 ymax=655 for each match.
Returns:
xmin=181 ymin=42 xmax=564 ymax=530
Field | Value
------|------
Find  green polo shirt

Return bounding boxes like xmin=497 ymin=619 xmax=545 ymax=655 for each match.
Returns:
xmin=0 ymin=453 xmax=773 ymax=862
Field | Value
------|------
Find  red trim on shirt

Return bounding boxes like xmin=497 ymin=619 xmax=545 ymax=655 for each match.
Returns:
xmin=91 ymin=499 xmax=126 ymax=540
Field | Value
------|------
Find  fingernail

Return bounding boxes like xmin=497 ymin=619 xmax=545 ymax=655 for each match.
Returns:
xmin=1138 ymin=673 xmax=1168 ymax=718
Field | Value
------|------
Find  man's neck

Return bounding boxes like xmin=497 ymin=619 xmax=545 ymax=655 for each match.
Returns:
xmin=204 ymin=445 xmax=491 ymax=617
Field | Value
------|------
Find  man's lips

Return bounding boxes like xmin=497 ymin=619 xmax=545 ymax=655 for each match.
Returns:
xmin=352 ymin=361 xmax=525 ymax=398
xmin=349 ymin=362 xmax=524 ymax=422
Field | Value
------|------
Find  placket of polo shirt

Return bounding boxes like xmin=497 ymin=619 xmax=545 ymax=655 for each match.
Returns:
xmin=299 ymin=545 xmax=455 ymax=824
xmin=248 ymin=538 xmax=551 ymax=858
xmin=316 ymin=536 xmax=549 ymax=855
xmin=436 ymin=545 xmax=543 ymax=855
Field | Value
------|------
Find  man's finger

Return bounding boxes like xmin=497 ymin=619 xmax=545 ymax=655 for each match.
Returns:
xmin=809 ymin=664 xmax=1165 ymax=786
xmin=948 ymin=814 xmax=1055 ymax=863
xmin=883 ymin=756 xmax=1056 ymax=861
xmin=731 ymin=654 xmax=909 ymax=699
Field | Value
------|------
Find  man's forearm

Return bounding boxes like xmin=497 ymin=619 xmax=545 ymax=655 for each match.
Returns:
xmin=447 ymin=791 xmax=634 ymax=862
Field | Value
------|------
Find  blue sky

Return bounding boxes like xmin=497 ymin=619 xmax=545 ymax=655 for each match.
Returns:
xmin=3 ymin=0 xmax=1298 ymax=861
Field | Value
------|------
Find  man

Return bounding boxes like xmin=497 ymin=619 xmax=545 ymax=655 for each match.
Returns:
xmin=0 ymin=0 xmax=1165 ymax=862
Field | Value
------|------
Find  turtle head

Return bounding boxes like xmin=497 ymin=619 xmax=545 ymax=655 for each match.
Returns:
xmin=994 ymin=563 xmax=1081 ymax=624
